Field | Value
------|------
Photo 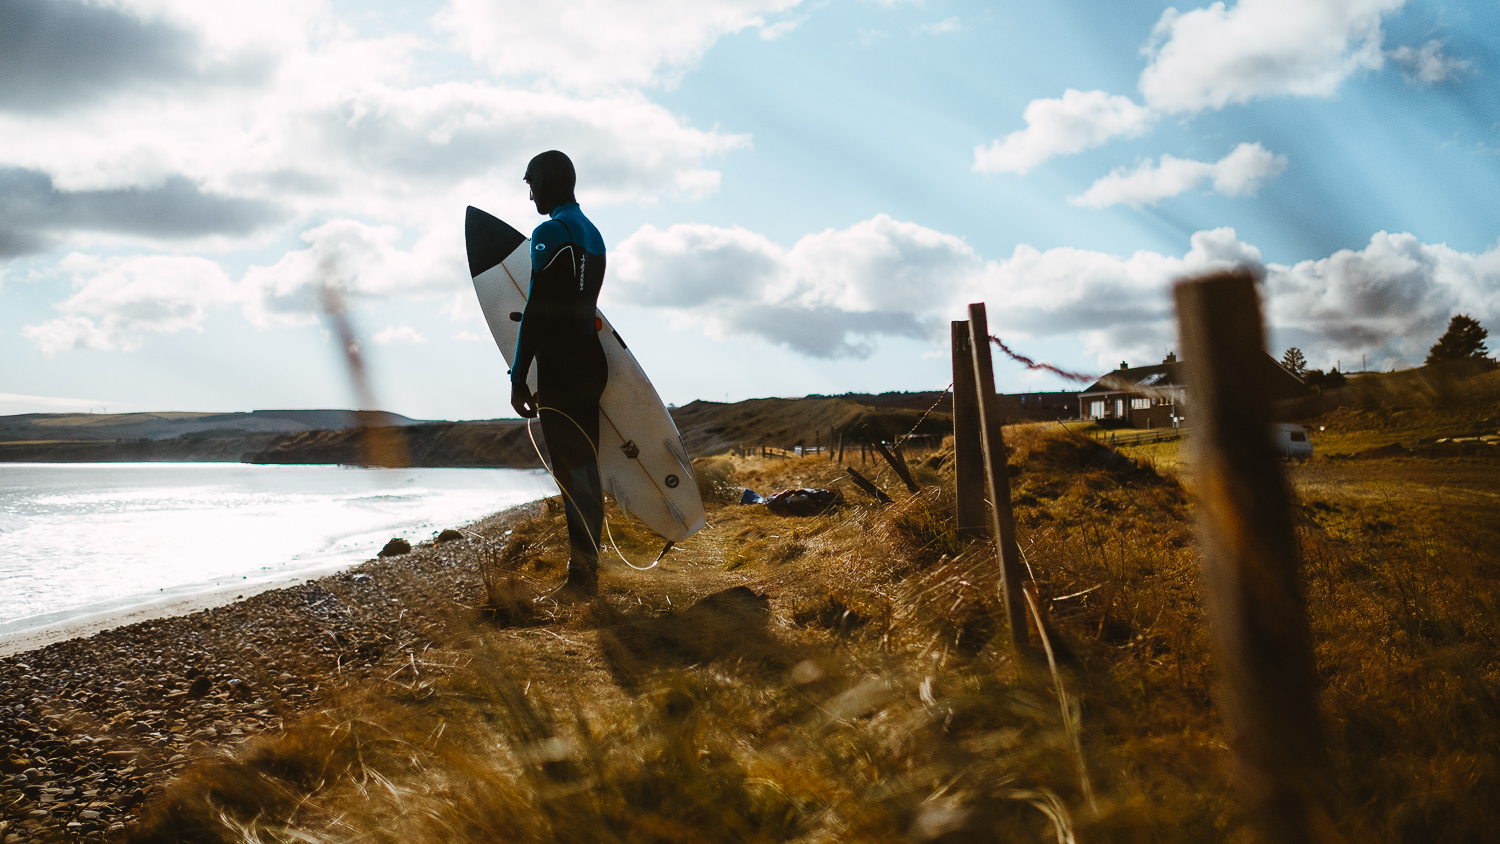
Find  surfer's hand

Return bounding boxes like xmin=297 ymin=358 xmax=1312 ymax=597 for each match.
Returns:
xmin=511 ymin=382 xmax=538 ymax=418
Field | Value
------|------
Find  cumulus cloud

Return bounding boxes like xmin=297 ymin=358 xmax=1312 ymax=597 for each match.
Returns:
xmin=433 ymin=0 xmax=805 ymax=91
xmin=1389 ymin=40 xmax=1471 ymax=84
xmin=1265 ymin=232 xmax=1500 ymax=365
xmin=609 ymin=213 xmax=1500 ymax=374
xmin=967 ymin=228 xmax=1266 ymax=368
xmin=0 ymin=167 xmax=280 ymax=257
xmin=22 ymin=254 xmax=237 ymax=354
xmin=973 ymin=89 xmax=1155 ymax=175
xmin=608 ymin=215 xmax=972 ymax=358
xmin=0 ymin=0 xmax=751 ymax=268
xmin=374 ymin=324 xmax=427 ymax=345
xmin=1139 ymin=0 xmax=1403 ymax=113
xmin=240 ymin=220 xmax=464 ymax=328
xmin=0 ymin=0 xmax=231 ymax=113
xmin=1070 ymin=142 xmax=1287 ymax=207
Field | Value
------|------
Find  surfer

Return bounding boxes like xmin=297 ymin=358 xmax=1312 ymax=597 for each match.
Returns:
xmin=509 ymin=150 xmax=609 ymax=601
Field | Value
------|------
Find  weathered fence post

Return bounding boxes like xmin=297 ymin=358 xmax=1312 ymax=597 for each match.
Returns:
xmin=863 ymin=424 xmax=920 ymax=493
xmin=967 ymin=303 xmax=1031 ymax=654
xmin=952 ymin=320 xmax=987 ymax=539
xmin=1175 ymin=271 xmax=1335 ymax=844
xmin=845 ymin=467 xmax=893 ymax=503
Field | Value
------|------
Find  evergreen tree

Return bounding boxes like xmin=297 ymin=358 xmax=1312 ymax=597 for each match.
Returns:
xmin=1426 ymin=315 xmax=1490 ymax=364
xmin=1281 ymin=347 xmax=1307 ymax=376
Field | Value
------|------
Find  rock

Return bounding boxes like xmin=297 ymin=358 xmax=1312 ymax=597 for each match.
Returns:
xmin=378 ymin=538 xmax=412 ymax=557
xmin=436 ymin=529 xmax=464 ymax=543
xmin=187 ymin=676 xmax=211 ymax=699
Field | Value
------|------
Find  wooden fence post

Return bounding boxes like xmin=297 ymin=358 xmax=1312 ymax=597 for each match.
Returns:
xmin=862 ymin=424 xmax=920 ymax=493
xmin=967 ymin=303 xmax=1031 ymax=654
xmin=952 ymin=320 xmax=987 ymax=539
xmin=845 ymin=467 xmax=893 ymax=503
xmin=1174 ymin=271 xmax=1334 ymax=844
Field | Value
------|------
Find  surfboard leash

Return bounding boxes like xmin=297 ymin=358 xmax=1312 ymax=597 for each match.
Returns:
xmin=524 ymin=406 xmax=672 ymax=572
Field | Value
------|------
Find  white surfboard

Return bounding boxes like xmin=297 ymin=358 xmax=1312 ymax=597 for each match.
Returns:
xmin=465 ymin=206 xmax=705 ymax=543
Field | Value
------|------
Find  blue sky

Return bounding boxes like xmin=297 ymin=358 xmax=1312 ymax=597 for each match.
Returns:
xmin=2 ymin=0 xmax=1497 ymax=419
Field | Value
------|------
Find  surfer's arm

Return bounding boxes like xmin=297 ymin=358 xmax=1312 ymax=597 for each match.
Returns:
xmin=511 ymin=301 xmax=538 ymax=385
xmin=510 ymin=221 xmax=572 ymax=384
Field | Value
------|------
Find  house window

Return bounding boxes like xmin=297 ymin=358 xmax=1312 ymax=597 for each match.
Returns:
xmin=1114 ymin=399 xmax=1125 ymax=417
xmin=1089 ymin=401 xmax=1105 ymax=419
xmin=1130 ymin=398 xmax=1151 ymax=410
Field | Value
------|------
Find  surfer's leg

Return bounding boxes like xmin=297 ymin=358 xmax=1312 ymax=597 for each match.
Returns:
xmin=538 ymin=342 xmax=607 ymax=597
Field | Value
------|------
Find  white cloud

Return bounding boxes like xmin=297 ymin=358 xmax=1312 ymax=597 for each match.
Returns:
xmin=1 ymin=0 xmax=762 ymax=359
xmin=240 ymin=220 xmax=462 ymax=328
xmin=453 ymin=330 xmax=485 ymax=342
xmin=973 ymin=89 xmax=1155 ymax=175
xmin=915 ymin=17 xmax=962 ymax=35
xmin=1264 ymin=231 xmax=1500 ymax=364
xmin=760 ymin=16 xmax=806 ymax=39
xmin=1389 ymin=40 xmax=1471 ymax=84
xmin=433 ymin=0 xmax=805 ymax=91
xmin=1071 ymin=142 xmax=1287 ymax=207
xmin=0 ymin=0 xmax=751 ymax=296
xmin=968 ymin=227 xmax=1266 ymax=369
xmin=608 ymin=215 xmax=975 ymax=357
xmin=1139 ymin=0 xmax=1404 ymax=113
xmin=21 ymin=253 xmax=237 ymax=354
xmin=608 ymin=215 xmax=1500 ymax=375
xmin=374 ymin=324 xmax=427 ymax=345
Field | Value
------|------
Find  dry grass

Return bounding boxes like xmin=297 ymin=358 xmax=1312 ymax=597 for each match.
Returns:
xmin=123 ymin=413 xmax=1500 ymax=843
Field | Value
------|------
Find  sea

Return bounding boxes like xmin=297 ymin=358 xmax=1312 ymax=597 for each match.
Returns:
xmin=0 ymin=463 xmax=554 ymax=633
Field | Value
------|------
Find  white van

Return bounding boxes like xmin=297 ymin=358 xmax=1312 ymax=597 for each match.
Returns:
xmin=1272 ymin=423 xmax=1313 ymax=457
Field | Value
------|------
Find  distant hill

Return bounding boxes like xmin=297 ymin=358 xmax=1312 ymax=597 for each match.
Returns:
xmin=0 ymin=409 xmax=427 ymax=443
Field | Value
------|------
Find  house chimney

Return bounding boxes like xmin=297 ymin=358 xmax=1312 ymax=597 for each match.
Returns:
xmin=1119 ymin=360 xmax=1128 ymax=370
xmin=1164 ymin=351 xmax=1177 ymax=364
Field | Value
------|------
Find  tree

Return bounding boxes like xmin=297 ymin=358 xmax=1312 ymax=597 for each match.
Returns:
xmin=1426 ymin=315 xmax=1490 ymax=364
xmin=1304 ymin=368 xmax=1346 ymax=391
xmin=1281 ymin=347 xmax=1307 ymax=376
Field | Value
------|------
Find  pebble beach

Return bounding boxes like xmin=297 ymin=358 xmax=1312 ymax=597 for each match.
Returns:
xmin=0 ymin=502 xmax=537 ymax=843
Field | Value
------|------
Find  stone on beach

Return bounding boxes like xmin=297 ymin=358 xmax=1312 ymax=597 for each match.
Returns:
xmin=378 ymin=538 xmax=412 ymax=557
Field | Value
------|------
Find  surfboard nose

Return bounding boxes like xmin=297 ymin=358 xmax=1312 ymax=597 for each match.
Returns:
xmin=465 ymin=206 xmax=527 ymax=278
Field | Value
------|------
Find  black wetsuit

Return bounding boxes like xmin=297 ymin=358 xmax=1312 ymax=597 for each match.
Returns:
xmin=511 ymin=203 xmax=608 ymax=576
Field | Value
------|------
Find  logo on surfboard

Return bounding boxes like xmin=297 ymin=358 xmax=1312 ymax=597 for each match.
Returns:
xmin=621 ymin=440 xmax=640 ymax=459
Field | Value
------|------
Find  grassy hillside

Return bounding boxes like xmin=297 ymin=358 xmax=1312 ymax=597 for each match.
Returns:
xmin=97 ymin=418 xmax=1500 ymax=843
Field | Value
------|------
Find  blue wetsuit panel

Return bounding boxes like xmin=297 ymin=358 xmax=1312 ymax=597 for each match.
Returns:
xmin=511 ymin=203 xmax=607 ymax=385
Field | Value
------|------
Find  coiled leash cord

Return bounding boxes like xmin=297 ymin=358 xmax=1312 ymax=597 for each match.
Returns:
xmin=524 ymin=403 xmax=673 ymax=571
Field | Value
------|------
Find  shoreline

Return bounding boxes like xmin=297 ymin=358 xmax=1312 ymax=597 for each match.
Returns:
xmin=0 ymin=499 xmax=541 ymax=841
xmin=0 ymin=498 xmax=540 ymax=659
xmin=0 ymin=575 xmax=322 ymax=659
xmin=0 ymin=464 xmax=556 ymax=658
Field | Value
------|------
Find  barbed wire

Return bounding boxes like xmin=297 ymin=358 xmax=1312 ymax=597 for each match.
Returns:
xmin=988 ymin=334 xmax=1099 ymax=384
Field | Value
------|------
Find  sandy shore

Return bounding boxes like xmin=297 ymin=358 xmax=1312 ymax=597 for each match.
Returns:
xmin=0 ymin=502 xmax=539 ymax=843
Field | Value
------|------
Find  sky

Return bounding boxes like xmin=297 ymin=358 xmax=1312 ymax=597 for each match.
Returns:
xmin=1 ymin=0 xmax=1498 ymax=420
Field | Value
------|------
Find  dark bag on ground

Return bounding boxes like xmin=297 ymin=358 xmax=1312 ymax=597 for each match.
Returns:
xmin=763 ymin=488 xmax=844 ymax=516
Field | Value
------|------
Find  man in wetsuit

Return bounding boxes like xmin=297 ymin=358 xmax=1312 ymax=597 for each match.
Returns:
xmin=509 ymin=150 xmax=609 ymax=601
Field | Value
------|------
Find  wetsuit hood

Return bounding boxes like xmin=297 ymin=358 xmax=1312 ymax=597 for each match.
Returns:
xmin=525 ymin=150 xmax=577 ymax=214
